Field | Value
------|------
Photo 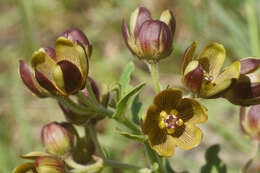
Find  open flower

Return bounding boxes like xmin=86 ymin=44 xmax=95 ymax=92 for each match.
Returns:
xmin=122 ymin=6 xmax=175 ymax=63
xmin=240 ymin=105 xmax=260 ymax=141
xmin=19 ymin=28 xmax=91 ymax=97
xmin=223 ymin=58 xmax=260 ymax=106
xmin=182 ymin=42 xmax=240 ymax=99
xmin=142 ymin=88 xmax=207 ymax=157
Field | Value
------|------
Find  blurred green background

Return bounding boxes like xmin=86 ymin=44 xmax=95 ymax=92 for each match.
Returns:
xmin=0 ymin=0 xmax=259 ymax=172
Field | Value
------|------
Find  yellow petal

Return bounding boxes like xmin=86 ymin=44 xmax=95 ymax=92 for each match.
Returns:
xmin=55 ymin=37 xmax=88 ymax=85
xmin=154 ymin=88 xmax=183 ymax=111
xmin=197 ymin=43 xmax=225 ymax=79
xmin=12 ymin=162 xmax=36 ymax=173
xmin=181 ymin=41 xmax=198 ymax=74
xmin=150 ymin=133 xmax=175 ymax=157
xmin=200 ymin=61 xmax=240 ymax=98
xmin=173 ymin=125 xmax=202 ymax=150
xmin=177 ymin=98 xmax=208 ymax=124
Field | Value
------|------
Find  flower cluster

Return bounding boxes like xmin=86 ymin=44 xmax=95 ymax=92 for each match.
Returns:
xmin=14 ymin=5 xmax=260 ymax=173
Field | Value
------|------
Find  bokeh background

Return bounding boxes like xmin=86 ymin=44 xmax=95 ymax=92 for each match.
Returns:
xmin=0 ymin=0 xmax=259 ymax=172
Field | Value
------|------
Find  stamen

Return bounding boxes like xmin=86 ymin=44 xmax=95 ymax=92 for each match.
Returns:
xmin=158 ymin=110 xmax=184 ymax=134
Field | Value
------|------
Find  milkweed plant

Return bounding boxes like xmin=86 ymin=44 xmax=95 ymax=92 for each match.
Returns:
xmin=14 ymin=6 xmax=259 ymax=173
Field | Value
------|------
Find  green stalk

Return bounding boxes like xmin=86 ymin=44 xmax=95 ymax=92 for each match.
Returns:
xmin=66 ymin=157 xmax=150 ymax=173
xmin=86 ymin=123 xmax=106 ymax=159
xmin=144 ymin=142 xmax=165 ymax=173
xmin=147 ymin=62 xmax=161 ymax=93
xmin=54 ymin=96 xmax=92 ymax=116
xmin=246 ymin=0 xmax=260 ymax=56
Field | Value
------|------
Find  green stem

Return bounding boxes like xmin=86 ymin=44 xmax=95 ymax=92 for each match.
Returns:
xmin=144 ymin=142 xmax=165 ymax=173
xmin=66 ymin=157 xmax=150 ymax=173
xmin=86 ymin=123 xmax=106 ymax=158
xmin=246 ymin=0 xmax=260 ymax=56
xmin=122 ymin=118 xmax=141 ymax=134
xmin=54 ymin=96 xmax=92 ymax=115
xmin=85 ymin=79 xmax=99 ymax=105
xmin=147 ymin=62 xmax=161 ymax=93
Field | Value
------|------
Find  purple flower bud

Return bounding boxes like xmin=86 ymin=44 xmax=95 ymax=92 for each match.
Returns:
xmin=240 ymin=105 xmax=260 ymax=140
xmin=41 ymin=122 xmax=77 ymax=156
xmin=122 ymin=7 xmax=175 ymax=62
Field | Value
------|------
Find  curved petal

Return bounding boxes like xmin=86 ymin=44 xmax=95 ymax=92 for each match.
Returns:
xmin=19 ymin=60 xmax=48 ymax=97
xmin=154 ymin=88 xmax=183 ymax=111
xmin=56 ymin=60 xmax=83 ymax=94
xmin=149 ymin=132 xmax=175 ymax=157
xmin=200 ymin=61 xmax=240 ymax=98
xmin=240 ymin=58 xmax=260 ymax=75
xmin=197 ymin=43 xmax=225 ymax=79
xmin=31 ymin=48 xmax=65 ymax=95
xmin=122 ymin=19 xmax=137 ymax=56
xmin=55 ymin=37 xmax=88 ymax=83
xmin=177 ymin=98 xmax=208 ymax=124
xmin=130 ymin=7 xmax=152 ymax=39
xmin=173 ymin=125 xmax=202 ymax=150
xmin=142 ymin=104 xmax=160 ymax=134
xmin=181 ymin=42 xmax=198 ymax=74
xmin=12 ymin=162 xmax=36 ymax=173
xmin=21 ymin=152 xmax=51 ymax=160
xmin=160 ymin=9 xmax=176 ymax=37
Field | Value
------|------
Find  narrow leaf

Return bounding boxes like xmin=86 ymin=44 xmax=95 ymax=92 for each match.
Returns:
xmin=115 ymin=128 xmax=148 ymax=142
xmin=131 ymin=94 xmax=144 ymax=125
xmin=113 ymin=83 xmax=145 ymax=120
xmin=119 ymin=62 xmax=135 ymax=97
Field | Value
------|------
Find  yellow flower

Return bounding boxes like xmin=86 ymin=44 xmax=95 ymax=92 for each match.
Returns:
xmin=142 ymin=88 xmax=208 ymax=157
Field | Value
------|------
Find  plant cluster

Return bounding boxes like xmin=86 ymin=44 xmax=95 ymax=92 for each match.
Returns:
xmin=14 ymin=6 xmax=259 ymax=173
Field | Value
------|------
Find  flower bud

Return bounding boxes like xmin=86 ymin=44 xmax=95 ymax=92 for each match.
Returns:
xmin=35 ymin=156 xmax=66 ymax=173
xmin=240 ymin=105 xmax=260 ymax=140
xmin=41 ymin=122 xmax=77 ymax=156
xmin=122 ymin=7 xmax=175 ymax=63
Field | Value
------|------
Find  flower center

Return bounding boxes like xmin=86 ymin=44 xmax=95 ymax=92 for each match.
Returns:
xmin=158 ymin=110 xmax=184 ymax=134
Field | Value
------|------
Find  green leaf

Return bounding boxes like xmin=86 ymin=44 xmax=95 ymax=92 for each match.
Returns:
xmin=112 ymin=83 xmax=146 ymax=120
xmin=115 ymin=128 xmax=148 ymax=142
xmin=131 ymin=94 xmax=144 ymax=125
xmin=119 ymin=62 xmax=135 ymax=97
xmin=200 ymin=144 xmax=227 ymax=173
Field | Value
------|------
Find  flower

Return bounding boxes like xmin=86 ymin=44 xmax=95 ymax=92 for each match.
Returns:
xmin=41 ymin=122 xmax=78 ymax=156
xmin=122 ymin=6 xmax=175 ymax=63
xmin=19 ymin=28 xmax=91 ymax=97
xmin=182 ymin=42 xmax=240 ymax=99
xmin=223 ymin=58 xmax=260 ymax=106
xmin=142 ymin=88 xmax=207 ymax=157
xmin=13 ymin=154 xmax=66 ymax=173
xmin=240 ymin=105 xmax=260 ymax=141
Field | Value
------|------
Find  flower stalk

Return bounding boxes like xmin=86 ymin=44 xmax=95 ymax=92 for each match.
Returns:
xmin=147 ymin=62 xmax=161 ymax=93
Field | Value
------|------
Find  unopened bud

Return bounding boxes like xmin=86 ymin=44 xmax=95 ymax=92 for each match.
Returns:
xmin=41 ymin=122 xmax=77 ymax=156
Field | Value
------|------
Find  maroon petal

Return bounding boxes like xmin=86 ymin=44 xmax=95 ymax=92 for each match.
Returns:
xmin=44 ymin=47 xmax=56 ymax=61
xmin=138 ymin=20 xmax=162 ymax=55
xmin=35 ymin=69 xmax=59 ymax=94
xmin=134 ymin=7 xmax=152 ymax=39
xmin=181 ymin=42 xmax=198 ymax=74
xmin=19 ymin=60 xmax=46 ymax=97
xmin=60 ymin=28 xmax=90 ymax=46
xmin=58 ymin=60 xmax=83 ymax=94
xmin=82 ymin=77 xmax=100 ymax=101
xmin=240 ymin=58 xmax=260 ymax=74
xmin=183 ymin=64 xmax=204 ymax=93
xmin=166 ymin=10 xmax=176 ymax=37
